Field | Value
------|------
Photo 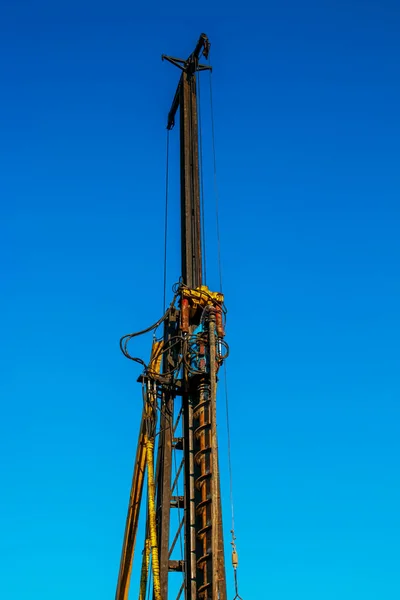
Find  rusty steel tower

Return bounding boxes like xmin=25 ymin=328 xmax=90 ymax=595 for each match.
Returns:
xmin=115 ymin=34 xmax=230 ymax=600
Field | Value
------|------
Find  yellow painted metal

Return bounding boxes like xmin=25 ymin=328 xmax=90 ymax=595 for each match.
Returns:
xmin=148 ymin=340 xmax=164 ymax=375
xmin=115 ymin=414 xmax=148 ymax=600
xmin=146 ymin=437 xmax=162 ymax=600
xmin=182 ymin=285 xmax=224 ymax=309
xmin=138 ymin=538 xmax=151 ymax=600
xmin=115 ymin=339 xmax=164 ymax=600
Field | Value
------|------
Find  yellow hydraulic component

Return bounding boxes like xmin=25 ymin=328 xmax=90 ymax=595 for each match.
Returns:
xmin=146 ymin=437 xmax=161 ymax=600
xmin=116 ymin=340 xmax=164 ymax=600
xmin=182 ymin=284 xmax=224 ymax=309
xmin=115 ymin=413 xmax=148 ymax=600
xmin=138 ymin=538 xmax=151 ymax=600
xmin=148 ymin=340 xmax=164 ymax=375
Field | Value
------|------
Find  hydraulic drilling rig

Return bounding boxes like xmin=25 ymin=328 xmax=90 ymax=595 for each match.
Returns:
xmin=115 ymin=34 xmax=232 ymax=600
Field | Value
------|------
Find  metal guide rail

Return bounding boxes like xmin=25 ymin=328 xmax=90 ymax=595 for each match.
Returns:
xmin=116 ymin=284 xmax=228 ymax=600
xmin=115 ymin=32 xmax=241 ymax=600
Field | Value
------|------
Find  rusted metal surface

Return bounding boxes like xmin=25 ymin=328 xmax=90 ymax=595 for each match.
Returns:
xmin=163 ymin=33 xmax=227 ymax=600
xmin=179 ymin=69 xmax=202 ymax=289
xmin=209 ymin=313 xmax=227 ymax=600
xmin=164 ymin=33 xmax=212 ymax=289
xmin=183 ymin=380 xmax=197 ymax=599
xmin=155 ymin=308 xmax=179 ymax=599
xmin=116 ymin=34 xmax=228 ymax=600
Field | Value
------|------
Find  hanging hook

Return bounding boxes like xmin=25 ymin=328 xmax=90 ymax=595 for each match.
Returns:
xmin=233 ymin=569 xmax=243 ymax=600
xmin=231 ymin=530 xmax=243 ymax=600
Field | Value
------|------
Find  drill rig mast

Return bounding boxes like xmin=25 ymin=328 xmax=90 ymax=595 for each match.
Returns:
xmin=116 ymin=34 xmax=228 ymax=600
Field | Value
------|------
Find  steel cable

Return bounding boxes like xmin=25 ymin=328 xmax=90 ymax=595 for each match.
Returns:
xmin=208 ymin=63 xmax=244 ymax=599
xmin=197 ymin=67 xmax=207 ymax=284
xmin=208 ymin=67 xmax=223 ymax=293
xmin=163 ymin=130 xmax=170 ymax=313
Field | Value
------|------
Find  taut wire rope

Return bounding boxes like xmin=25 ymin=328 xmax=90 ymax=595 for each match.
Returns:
xmin=208 ymin=67 xmax=223 ymax=293
xmin=197 ymin=67 xmax=207 ymax=284
xmin=208 ymin=60 xmax=244 ymax=600
xmin=163 ymin=129 xmax=170 ymax=313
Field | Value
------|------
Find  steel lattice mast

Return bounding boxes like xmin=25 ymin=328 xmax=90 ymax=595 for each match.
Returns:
xmin=116 ymin=34 xmax=228 ymax=600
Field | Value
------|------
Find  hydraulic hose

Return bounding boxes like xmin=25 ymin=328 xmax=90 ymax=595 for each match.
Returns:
xmin=138 ymin=537 xmax=150 ymax=600
xmin=146 ymin=437 xmax=161 ymax=600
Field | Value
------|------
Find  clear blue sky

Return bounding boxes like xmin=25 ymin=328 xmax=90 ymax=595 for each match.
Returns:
xmin=1 ymin=3 xmax=400 ymax=599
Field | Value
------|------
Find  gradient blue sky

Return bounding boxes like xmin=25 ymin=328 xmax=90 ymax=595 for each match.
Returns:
xmin=1 ymin=3 xmax=400 ymax=599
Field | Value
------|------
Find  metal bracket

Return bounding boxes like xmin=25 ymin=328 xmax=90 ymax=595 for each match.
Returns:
xmin=162 ymin=54 xmax=212 ymax=72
